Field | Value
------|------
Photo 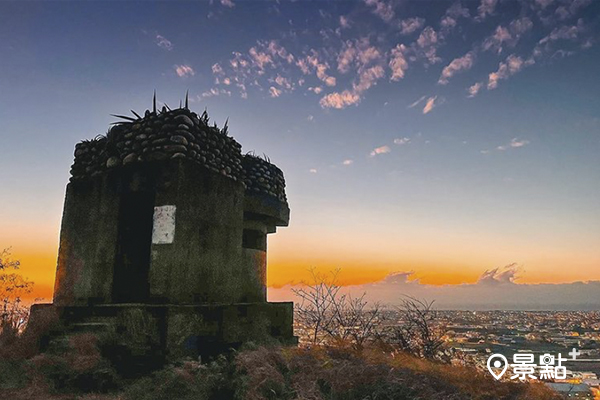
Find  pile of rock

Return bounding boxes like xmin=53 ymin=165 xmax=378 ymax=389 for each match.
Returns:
xmin=242 ymin=154 xmax=287 ymax=203
xmin=69 ymin=105 xmax=288 ymax=205
xmin=70 ymin=138 xmax=109 ymax=179
xmin=70 ymin=108 xmax=243 ymax=182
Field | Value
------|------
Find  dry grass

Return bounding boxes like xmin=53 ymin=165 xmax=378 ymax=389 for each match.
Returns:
xmin=235 ymin=345 xmax=562 ymax=400
xmin=1 ymin=332 xmax=120 ymax=399
xmin=0 ymin=304 xmax=60 ymax=360
xmin=0 ymin=340 xmax=561 ymax=400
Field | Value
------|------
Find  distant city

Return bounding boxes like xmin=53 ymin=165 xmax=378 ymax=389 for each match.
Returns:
xmin=427 ymin=310 xmax=599 ymax=398
xmin=295 ymin=309 xmax=600 ymax=398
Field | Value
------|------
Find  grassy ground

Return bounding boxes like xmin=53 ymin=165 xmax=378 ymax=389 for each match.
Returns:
xmin=0 ymin=332 xmax=561 ymax=400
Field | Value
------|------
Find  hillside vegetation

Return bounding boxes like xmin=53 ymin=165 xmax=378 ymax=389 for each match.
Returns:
xmin=0 ymin=332 xmax=561 ymax=400
xmin=0 ymin=256 xmax=561 ymax=399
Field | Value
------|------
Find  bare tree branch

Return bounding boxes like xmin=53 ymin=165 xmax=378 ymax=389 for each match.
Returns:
xmin=293 ymin=268 xmax=384 ymax=350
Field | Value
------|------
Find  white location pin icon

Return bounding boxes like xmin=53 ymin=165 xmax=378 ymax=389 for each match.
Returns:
xmin=487 ymin=354 xmax=508 ymax=380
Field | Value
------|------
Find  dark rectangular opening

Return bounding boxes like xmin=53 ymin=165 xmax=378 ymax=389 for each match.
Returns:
xmin=113 ymin=191 xmax=155 ymax=303
xmin=242 ymin=229 xmax=266 ymax=251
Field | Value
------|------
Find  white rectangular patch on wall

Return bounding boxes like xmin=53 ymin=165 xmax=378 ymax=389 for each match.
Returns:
xmin=152 ymin=205 xmax=176 ymax=244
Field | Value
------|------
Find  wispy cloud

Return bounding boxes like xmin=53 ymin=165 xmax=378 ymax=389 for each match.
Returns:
xmin=467 ymin=82 xmax=482 ymax=97
xmin=203 ymin=3 xmax=594 ymax=110
xmin=339 ymin=16 xmax=351 ymax=29
xmin=322 ymin=38 xmax=386 ymax=109
xmin=309 ymin=168 xmax=318 ymax=174
xmin=370 ymin=145 xmax=391 ymax=157
xmin=273 ymin=75 xmax=293 ymax=90
xmin=174 ymin=64 xmax=195 ymax=78
xmin=438 ymin=51 xmax=475 ymax=85
xmin=364 ymin=0 xmax=394 ymax=23
xmin=482 ymin=17 xmax=533 ymax=54
xmin=477 ymin=0 xmax=498 ymax=21
xmin=298 ymin=51 xmax=336 ymax=86
xmin=510 ymin=138 xmax=530 ymax=148
xmin=497 ymin=137 xmax=530 ymax=151
xmin=389 ymin=44 xmax=409 ymax=81
xmin=422 ymin=96 xmax=438 ymax=114
xmin=201 ymin=87 xmax=231 ymax=98
xmin=510 ymin=17 xmax=535 ymax=36
xmin=394 ymin=137 xmax=411 ymax=145
xmin=399 ymin=17 xmax=425 ymax=35
xmin=320 ymin=90 xmax=361 ymax=109
xmin=539 ymin=19 xmax=585 ymax=45
xmin=249 ymin=46 xmax=274 ymax=71
xmin=337 ymin=38 xmax=384 ymax=76
xmin=483 ymin=26 xmax=511 ymax=53
xmin=205 ymin=39 xmax=298 ymax=99
xmin=353 ymin=65 xmax=385 ymax=92
xmin=487 ymin=54 xmax=532 ymax=90
xmin=554 ymin=1 xmax=591 ymax=21
xmin=532 ymin=19 xmax=588 ymax=61
xmin=415 ymin=27 xmax=441 ymax=64
xmin=212 ymin=63 xmax=223 ymax=75
xmin=269 ymin=86 xmax=282 ymax=98
xmin=407 ymin=95 xmax=427 ymax=109
xmin=342 ymin=159 xmax=354 ymax=165
xmin=337 ymin=41 xmax=357 ymax=73
xmin=155 ymin=34 xmax=173 ymax=51
xmin=220 ymin=0 xmax=235 ymax=7
xmin=440 ymin=2 xmax=470 ymax=33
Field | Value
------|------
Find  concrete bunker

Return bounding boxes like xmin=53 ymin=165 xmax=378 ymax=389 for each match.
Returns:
xmin=32 ymin=99 xmax=294 ymax=363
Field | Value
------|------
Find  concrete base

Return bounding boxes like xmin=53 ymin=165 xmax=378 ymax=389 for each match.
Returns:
xmin=30 ymin=301 xmax=295 ymax=368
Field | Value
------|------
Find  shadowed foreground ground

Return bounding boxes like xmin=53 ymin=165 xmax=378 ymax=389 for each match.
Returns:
xmin=0 ymin=331 xmax=561 ymax=400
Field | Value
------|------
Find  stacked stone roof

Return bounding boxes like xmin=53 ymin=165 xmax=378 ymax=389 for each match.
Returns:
xmin=70 ymin=102 xmax=287 ymax=204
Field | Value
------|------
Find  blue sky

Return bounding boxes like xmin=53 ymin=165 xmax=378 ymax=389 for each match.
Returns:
xmin=0 ymin=0 xmax=599 ymax=296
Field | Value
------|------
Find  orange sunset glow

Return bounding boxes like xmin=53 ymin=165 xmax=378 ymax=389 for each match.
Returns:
xmin=7 ymin=214 xmax=600 ymax=303
xmin=2 ymin=3 xmax=600 ymax=399
xmin=1 ymin=0 xmax=599 ymax=312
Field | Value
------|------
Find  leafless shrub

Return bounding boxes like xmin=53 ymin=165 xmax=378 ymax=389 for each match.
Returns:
xmin=292 ymin=269 xmax=448 ymax=360
xmin=292 ymin=268 xmax=342 ymax=346
xmin=325 ymin=293 xmax=383 ymax=351
xmin=385 ymin=296 xmax=447 ymax=361
xmin=292 ymin=268 xmax=384 ymax=350
xmin=0 ymin=248 xmax=33 ymax=338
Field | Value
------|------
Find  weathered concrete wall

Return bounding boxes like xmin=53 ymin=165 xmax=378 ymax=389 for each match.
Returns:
xmin=244 ymin=192 xmax=290 ymax=228
xmin=53 ymin=176 xmax=120 ymax=306
xmin=48 ymin=104 xmax=295 ymax=365
xmin=240 ymin=219 xmax=268 ymax=301
xmin=56 ymin=158 xmax=272 ymax=305
xmin=55 ymin=106 xmax=291 ymax=308
xmin=34 ymin=302 xmax=295 ymax=361
xmin=149 ymin=159 xmax=249 ymax=304
xmin=241 ymin=248 xmax=267 ymax=301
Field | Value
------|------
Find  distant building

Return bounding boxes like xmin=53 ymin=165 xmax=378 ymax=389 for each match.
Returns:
xmin=582 ymin=378 xmax=600 ymax=387
xmin=577 ymin=372 xmax=598 ymax=380
xmin=545 ymin=383 xmax=593 ymax=398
